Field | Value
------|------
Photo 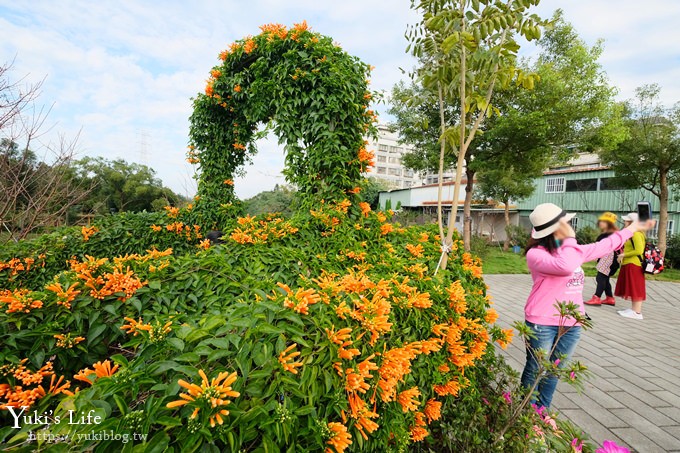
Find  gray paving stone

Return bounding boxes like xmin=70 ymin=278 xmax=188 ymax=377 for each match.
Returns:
xmin=485 ymin=274 xmax=680 ymax=452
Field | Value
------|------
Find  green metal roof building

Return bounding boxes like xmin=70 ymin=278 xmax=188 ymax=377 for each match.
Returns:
xmin=516 ymin=164 xmax=678 ymax=239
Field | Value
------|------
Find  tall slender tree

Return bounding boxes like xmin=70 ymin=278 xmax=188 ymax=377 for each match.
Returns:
xmin=407 ymin=0 xmax=545 ymax=264
xmin=600 ymin=84 xmax=680 ymax=255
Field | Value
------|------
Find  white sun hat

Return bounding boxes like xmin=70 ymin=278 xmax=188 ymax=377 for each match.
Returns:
xmin=621 ymin=212 xmax=638 ymax=222
xmin=529 ymin=203 xmax=576 ymax=239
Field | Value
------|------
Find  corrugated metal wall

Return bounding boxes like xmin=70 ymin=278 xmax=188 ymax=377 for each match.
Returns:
xmin=517 ymin=169 xmax=680 ymax=232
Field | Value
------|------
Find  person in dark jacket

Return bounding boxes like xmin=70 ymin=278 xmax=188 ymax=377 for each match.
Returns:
xmin=585 ymin=212 xmax=620 ymax=306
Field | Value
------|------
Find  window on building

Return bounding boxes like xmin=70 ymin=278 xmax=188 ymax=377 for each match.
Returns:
xmin=545 ymin=177 xmax=566 ymax=193
xmin=404 ymin=169 xmax=414 ymax=178
xmin=388 ymin=168 xmax=402 ymax=176
xmin=378 ymin=144 xmax=388 ymax=152
xmin=376 ymin=166 xmax=386 ymax=174
xmin=389 ymin=146 xmax=401 ymax=154
xmin=388 ymin=156 xmax=400 ymax=164
xmin=650 ymin=220 xmax=674 ymax=239
xmin=377 ymin=155 xmax=387 ymax=163
xmin=598 ymin=177 xmax=628 ymax=191
xmin=566 ymin=178 xmax=599 ymax=192
xmin=403 ymin=181 xmax=412 ymax=188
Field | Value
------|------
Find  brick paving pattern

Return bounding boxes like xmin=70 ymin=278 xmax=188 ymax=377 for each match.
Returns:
xmin=485 ymin=274 xmax=680 ymax=453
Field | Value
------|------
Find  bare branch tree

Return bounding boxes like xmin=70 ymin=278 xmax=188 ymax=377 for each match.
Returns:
xmin=0 ymin=60 xmax=93 ymax=243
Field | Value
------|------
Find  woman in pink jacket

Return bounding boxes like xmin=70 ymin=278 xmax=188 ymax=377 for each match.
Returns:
xmin=521 ymin=203 xmax=651 ymax=408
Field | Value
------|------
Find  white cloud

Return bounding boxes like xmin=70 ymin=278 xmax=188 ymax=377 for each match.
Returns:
xmin=1 ymin=0 xmax=679 ymax=199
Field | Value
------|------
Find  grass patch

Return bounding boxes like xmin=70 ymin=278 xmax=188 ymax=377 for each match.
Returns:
xmin=482 ymin=247 xmax=680 ymax=282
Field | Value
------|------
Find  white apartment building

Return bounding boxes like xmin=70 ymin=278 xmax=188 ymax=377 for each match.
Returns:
xmin=365 ymin=125 xmax=418 ymax=189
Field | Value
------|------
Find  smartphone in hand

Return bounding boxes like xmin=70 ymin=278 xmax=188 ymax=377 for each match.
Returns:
xmin=637 ymin=201 xmax=652 ymax=222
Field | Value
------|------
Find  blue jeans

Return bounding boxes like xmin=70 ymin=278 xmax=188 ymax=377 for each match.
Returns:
xmin=520 ymin=321 xmax=581 ymax=409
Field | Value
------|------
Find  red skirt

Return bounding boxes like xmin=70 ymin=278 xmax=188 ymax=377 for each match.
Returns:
xmin=614 ymin=263 xmax=646 ymax=302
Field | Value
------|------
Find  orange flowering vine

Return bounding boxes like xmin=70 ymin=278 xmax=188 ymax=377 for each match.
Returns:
xmin=81 ymin=225 xmax=99 ymax=241
xmin=167 ymin=370 xmax=239 ymax=428
xmin=74 ymin=360 xmax=119 ymax=385
xmin=278 ymin=344 xmax=304 ymax=374
xmin=326 ymin=422 xmax=352 ymax=453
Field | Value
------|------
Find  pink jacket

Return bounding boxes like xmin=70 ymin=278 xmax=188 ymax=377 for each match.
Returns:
xmin=525 ymin=230 xmax=633 ymax=326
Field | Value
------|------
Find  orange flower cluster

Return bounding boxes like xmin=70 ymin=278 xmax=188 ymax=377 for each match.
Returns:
xmin=0 ymin=360 xmax=67 ymax=409
xmin=230 ymin=216 xmax=298 ymax=245
xmin=397 ymin=387 xmax=421 ymax=412
xmin=357 ymin=146 xmax=375 ymax=169
xmin=326 ymin=422 xmax=352 ymax=453
xmin=81 ymin=225 xmax=99 ymax=241
xmin=259 ymin=23 xmax=289 ymax=41
xmin=166 ymin=370 xmax=239 ymax=428
xmin=359 ymin=202 xmax=371 ymax=217
xmin=223 ymin=179 xmax=234 ymax=185
xmin=82 ymin=265 xmax=146 ymax=301
xmin=406 ymin=243 xmax=424 ymax=258
xmin=210 ymin=69 xmax=221 ymax=79
xmin=45 ymin=281 xmax=80 ymax=309
xmin=112 ymin=247 xmax=173 ymax=273
xmin=404 ymin=263 xmax=428 ymax=279
xmin=0 ymin=289 xmax=43 ymax=314
xmin=74 ymin=360 xmax=119 ymax=386
xmin=243 ymin=38 xmax=257 ymax=53
xmin=447 ymin=281 xmax=467 ymax=314
xmin=164 ymin=206 xmax=180 ymax=218
xmin=165 ymin=222 xmax=202 ymax=241
xmin=462 ymin=252 xmax=483 ymax=279
xmin=485 ymin=308 xmax=499 ymax=324
xmin=278 ymin=344 xmax=304 ymax=374
xmin=423 ymin=398 xmax=442 ymax=423
xmin=325 ymin=326 xmax=360 ymax=360
xmin=380 ymin=223 xmax=393 ymax=235
xmin=54 ymin=333 xmax=85 ymax=348
xmin=410 ymin=410 xmax=429 ymax=441
xmin=281 ymin=286 xmax=321 ymax=315
xmin=497 ymin=328 xmax=513 ymax=350
xmin=0 ymin=256 xmax=44 ymax=276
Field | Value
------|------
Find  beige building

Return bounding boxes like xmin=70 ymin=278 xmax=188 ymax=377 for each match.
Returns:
xmin=365 ymin=125 xmax=418 ymax=189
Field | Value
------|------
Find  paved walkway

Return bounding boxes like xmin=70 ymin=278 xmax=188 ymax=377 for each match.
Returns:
xmin=486 ymin=274 xmax=680 ymax=453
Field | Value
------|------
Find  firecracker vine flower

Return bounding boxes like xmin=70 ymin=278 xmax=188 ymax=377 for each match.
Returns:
xmin=54 ymin=333 xmax=85 ymax=348
xmin=166 ymin=370 xmax=239 ymax=427
xmin=45 ymin=281 xmax=80 ymax=309
xmin=81 ymin=225 xmax=99 ymax=241
xmin=397 ymin=387 xmax=421 ymax=412
xmin=325 ymin=421 xmax=352 ymax=453
xmin=74 ymin=360 xmax=119 ymax=385
xmin=278 ymin=344 xmax=304 ymax=374
xmin=0 ymin=289 xmax=43 ymax=314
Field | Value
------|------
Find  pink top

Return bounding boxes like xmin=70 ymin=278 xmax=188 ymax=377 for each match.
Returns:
xmin=525 ymin=230 xmax=633 ymax=326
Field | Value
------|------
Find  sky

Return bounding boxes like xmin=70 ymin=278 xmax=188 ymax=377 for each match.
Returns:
xmin=2 ymin=1 xmax=680 ymax=199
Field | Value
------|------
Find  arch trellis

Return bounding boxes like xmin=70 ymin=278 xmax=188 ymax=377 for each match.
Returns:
xmin=188 ymin=22 xmax=376 ymax=225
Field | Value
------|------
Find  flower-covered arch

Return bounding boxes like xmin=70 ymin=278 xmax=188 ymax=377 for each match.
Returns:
xmin=189 ymin=22 xmax=377 ymax=225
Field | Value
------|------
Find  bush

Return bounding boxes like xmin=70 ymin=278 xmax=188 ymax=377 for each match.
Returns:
xmin=665 ymin=234 xmax=680 ymax=268
xmin=505 ymin=225 xmax=529 ymax=249
xmin=575 ymin=226 xmax=599 ymax=245
xmin=0 ymin=201 xmax=593 ymax=452
xmin=470 ymin=234 xmax=491 ymax=260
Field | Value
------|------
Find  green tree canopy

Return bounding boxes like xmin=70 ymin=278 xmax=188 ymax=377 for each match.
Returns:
xmin=600 ymin=84 xmax=680 ymax=254
xmin=72 ymin=157 xmax=184 ymax=214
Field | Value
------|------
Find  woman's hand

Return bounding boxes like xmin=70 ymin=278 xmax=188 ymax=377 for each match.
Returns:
xmin=557 ymin=220 xmax=576 ymax=239
xmin=625 ymin=219 xmax=656 ymax=234
xmin=617 ymin=254 xmax=624 ymax=264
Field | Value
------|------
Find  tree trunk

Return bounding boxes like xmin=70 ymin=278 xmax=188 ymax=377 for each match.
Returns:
xmin=503 ymin=198 xmax=511 ymax=251
xmin=659 ymin=169 xmax=669 ymax=256
xmin=463 ymin=168 xmax=475 ymax=251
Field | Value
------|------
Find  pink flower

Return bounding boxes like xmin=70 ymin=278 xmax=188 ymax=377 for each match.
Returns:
xmin=532 ymin=424 xmax=544 ymax=438
xmin=571 ymin=438 xmax=583 ymax=452
xmin=570 ymin=371 xmax=576 ymax=380
xmin=596 ymin=440 xmax=631 ymax=453
xmin=532 ymin=403 xmax=546 ymax=416
xmin=502 ymin=392 xmax=512 ymax=404
xmin=544 ymin=415 xmax=558 ymax=431
xmin=554 ymin=359 xmax=561 ymax=366
xmin=482 ymin=397 xmax=490 ymax=406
